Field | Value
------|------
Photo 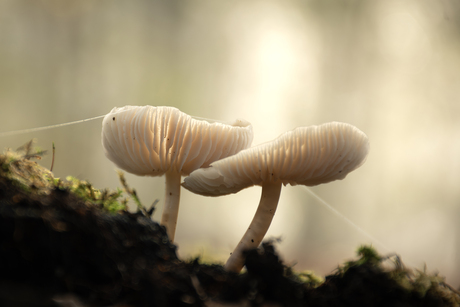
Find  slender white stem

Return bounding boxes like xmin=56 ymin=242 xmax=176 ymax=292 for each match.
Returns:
xmin=160 ymin=170 xmax=182 ymax=242
xmin=224 ymin=181 xmax=282 ymax=272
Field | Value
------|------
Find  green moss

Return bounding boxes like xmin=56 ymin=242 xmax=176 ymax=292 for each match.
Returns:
xmin=285 ymin=267 xmax=324 ymax=288
xmin=334 ymin=245 xmax=460 ymax=305
xmin=356 ymin=245 xmax=381 ymax=263
xmin=0 ymin=140 xmax=143 ymax=214
xmin=59 ymin=175 xmax=128 ymax=213
xmin=117 ymin=171 xmax=143 ymax=211
xmin=0 ymin=146 xmax=54 ymax=194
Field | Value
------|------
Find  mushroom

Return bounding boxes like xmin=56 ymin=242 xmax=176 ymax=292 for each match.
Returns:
xmin=182 ymin=122 xmax=369 ymax=272
xmin=101 ymin=105 xmax=253 ymax=241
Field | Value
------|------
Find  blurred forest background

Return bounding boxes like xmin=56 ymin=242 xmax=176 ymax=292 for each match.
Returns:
xmin=1 ymin=0 xmax=459 ymax=288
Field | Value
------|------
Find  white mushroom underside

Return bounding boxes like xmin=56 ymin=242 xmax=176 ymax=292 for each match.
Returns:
xmin=182 ymin=122 xmax=369 ymax=196
xmin=101 ymin=106 xmax=254 ymax=176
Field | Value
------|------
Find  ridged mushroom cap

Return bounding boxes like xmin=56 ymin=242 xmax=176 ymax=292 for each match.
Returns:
xmin=101 ymin=105 xmax=254 ymax=176
xmin=182 ymin=122 xmax=369 ymax=196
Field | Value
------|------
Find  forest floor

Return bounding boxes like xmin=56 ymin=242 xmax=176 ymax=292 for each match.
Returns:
xmin=1 ymin=142 xmax=459 ymax=307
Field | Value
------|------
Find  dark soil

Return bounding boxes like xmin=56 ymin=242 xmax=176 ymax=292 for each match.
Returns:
xmin=0 ymin=152 xmax=459 ymax=307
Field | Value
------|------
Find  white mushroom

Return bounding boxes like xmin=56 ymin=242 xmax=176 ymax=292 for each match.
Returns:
xmin=101 ymin=105 xmax=253 ymax=241
xmin=182 ymin=122 xmax=369 ymax=272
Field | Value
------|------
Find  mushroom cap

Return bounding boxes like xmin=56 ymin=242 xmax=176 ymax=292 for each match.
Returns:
xmin=101 ymin=105 xmax=253 ymax=176
xmin=182 ymin=122 xmax=369 ymax=196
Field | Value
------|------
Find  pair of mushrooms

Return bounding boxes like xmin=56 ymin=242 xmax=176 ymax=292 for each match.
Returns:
xmin=101 ymin=105 xmax=369 ymax=272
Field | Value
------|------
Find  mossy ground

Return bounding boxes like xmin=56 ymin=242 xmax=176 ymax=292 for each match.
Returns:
xmin=0 ymin=141 xmax=135 ymax=214
xmin=0 ymin=142 xmax=459 ymax=307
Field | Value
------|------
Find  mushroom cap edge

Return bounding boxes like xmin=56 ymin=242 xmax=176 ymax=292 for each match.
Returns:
xmin=101 ymin=105 xmax=254 ymax=177
xmin=182 ymin=122 xmax=369 ymax=196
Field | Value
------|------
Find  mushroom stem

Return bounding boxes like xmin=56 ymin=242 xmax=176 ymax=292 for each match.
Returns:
xmin=224 ymin=181 xmax=282 ymax=272
xmin=160 ymin=170 xmax=182 ymax=242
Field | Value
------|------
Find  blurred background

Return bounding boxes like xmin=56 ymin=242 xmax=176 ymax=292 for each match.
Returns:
xmin=1 ymin=0 xmax=459 ymax=287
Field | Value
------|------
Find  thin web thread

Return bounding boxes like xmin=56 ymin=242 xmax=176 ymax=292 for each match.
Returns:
xmin=0 ymin=115 xmax=106 ymax=137
xmin=0 ymin=111 xmax=225 ymax=138
xmin=302 ymin=186 xmax=391 ymax=253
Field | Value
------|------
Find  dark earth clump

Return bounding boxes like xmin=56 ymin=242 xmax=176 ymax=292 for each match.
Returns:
xmin=0 ymin=147 xmax=459 ymax=307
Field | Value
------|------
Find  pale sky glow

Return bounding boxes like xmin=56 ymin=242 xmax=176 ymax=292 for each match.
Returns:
xmin=223 ymin=2 xmax=320 ymax=145
xmin=377 ymin=4 xmax=433 ymax=74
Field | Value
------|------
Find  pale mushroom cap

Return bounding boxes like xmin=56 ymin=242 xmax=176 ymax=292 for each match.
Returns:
xmin=101 ymin=105 xmax=254 ymax=176
xmin=182 ymin=122 xmax=369 ymax=196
